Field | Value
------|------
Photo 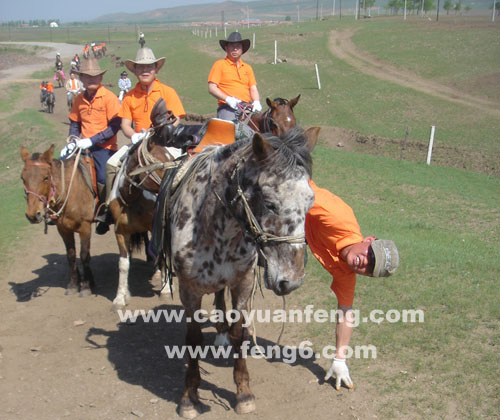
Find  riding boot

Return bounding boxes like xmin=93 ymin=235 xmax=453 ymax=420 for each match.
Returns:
xmin=95 ymin=182 xmax=110 ymax=235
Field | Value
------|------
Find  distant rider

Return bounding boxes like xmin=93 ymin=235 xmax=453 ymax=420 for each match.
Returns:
xmin=117 ymin=71 xmax=131 ymax=103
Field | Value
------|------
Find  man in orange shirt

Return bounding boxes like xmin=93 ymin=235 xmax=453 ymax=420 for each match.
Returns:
xmin=62 ymin=57 xmax=121 ymax=234
xmin=119 ymin=47 xmax=185 ymax=143
xmin=305 ymin=180 xmax=399 ymax=391
xmin=208 ymin=32 xmax=262 ymax=121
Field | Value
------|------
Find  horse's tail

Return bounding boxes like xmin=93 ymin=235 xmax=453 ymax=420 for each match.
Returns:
xmin=130 ymin=232 xmax=148 ymax=255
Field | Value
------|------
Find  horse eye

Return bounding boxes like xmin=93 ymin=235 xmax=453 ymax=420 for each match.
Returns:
xmin=264 ymin=201 xmax=278 ymax=214
xmin=43 ymin=176 xmax=49 ymax=182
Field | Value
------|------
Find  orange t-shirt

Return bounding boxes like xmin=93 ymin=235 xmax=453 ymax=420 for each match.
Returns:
xmin=46 ymin=83 xmax=54 ymax=93
xmin=305 ymin=180 xmax=364 ymax=306
xmin=119 ymin=79 xmax=186 ymax=133
xmin=208 ymin=57 xmax=257 ymax=105
xmin=69 ymin=85 xmax=120 ymax=150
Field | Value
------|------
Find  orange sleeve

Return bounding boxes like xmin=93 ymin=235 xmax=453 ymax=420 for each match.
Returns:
xmin=247 ymin=64 xmax=257 ymax=87
xmin=105 ymin=90 xmax=120 ymax=121
xmin=118 ymin=94 xmax=133 ymax=120
xmin=208 ymin=60 xmax=222 ymax=85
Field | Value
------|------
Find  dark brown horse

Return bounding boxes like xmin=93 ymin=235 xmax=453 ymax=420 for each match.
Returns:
xmin=248 ymin=95 xmax=300 ymax=136
xmin=108 ymin=101 xmax=178 ymax=307
xmin=20 ymin=145 xmax=96 ymax=296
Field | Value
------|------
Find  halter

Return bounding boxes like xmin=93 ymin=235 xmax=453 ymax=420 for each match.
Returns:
xmin=23 ymin=145 xmax=83 ymax=231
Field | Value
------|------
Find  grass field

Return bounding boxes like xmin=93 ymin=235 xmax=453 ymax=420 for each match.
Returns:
xmin=1 ymin=16 xmax=499 ymax=418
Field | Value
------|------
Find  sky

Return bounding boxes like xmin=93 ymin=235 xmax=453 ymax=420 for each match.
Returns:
xmin=2 ymin=0 xmax=232 ymax=22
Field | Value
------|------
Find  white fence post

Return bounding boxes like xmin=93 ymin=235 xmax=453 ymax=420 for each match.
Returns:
xmin=426 ymin=126 xmax=435 ymax=165
xmin=274 ymin=40 xmax=277 ymax=64
xmin=315 ymin=64 xmax=322 ymax=89
xmin=253 ymin=33 xmax=255 ymax=49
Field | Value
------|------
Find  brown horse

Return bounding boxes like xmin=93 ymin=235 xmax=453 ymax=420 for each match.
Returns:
xmin=109 ymin=101 xmax=178 ymax=307
xmin=20 ymin=145 xmax=96 ymax=296
xmin=248 ymin=95 xmax=300 ymax=136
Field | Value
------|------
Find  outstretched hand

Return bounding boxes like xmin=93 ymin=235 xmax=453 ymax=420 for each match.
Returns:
xmin=324 ymin=358 xmax=354 ymax=390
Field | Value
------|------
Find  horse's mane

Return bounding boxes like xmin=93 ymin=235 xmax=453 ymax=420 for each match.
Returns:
xmin=216 ymin=127 xmax=312 ymax=177
xmin=272 ymin=97 xmax=288 ymax=105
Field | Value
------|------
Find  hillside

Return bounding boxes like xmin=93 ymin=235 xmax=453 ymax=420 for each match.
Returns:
xmin=93 ymin=0 xmax=495 ymax=24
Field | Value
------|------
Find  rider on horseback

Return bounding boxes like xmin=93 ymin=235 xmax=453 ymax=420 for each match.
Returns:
xmin=60 ymin=58 xmax=121 ymax=235
xmin=208 ymin=32 xmax=262 ymax=122
xmin=65 ymin=72 xmax=83 ymax=109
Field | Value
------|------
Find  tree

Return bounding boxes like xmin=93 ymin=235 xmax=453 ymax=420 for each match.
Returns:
xmin=444 ymin=0 xmax=453 ymax=14
xmin=454 ymin=1 xmax=462 ymax=14
xmin=464 ymin=5 xmax=471 ymax=12
xmin=424 ymin=0 xmax=436 ymax=12
xmin=285 ymin=15 xmax=291 ymax=21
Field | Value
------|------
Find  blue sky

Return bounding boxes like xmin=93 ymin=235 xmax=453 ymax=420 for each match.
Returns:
xmin=2 ymin=0 xmax=232 ymax=22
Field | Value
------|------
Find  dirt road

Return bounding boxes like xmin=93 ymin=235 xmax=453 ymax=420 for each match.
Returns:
xmin=0 ymin=43 xmax=377 ymax=420
xmin=328 ymin=29 xmax=500 ymax=117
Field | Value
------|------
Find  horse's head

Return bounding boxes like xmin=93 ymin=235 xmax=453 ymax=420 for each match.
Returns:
xmin=264 ymin=95 xmax=300 ymax=136
xmin=20 ymin=144 xmax=55 ymax=224
xmin=149 ymin=98 xmax=178 ymax=147
xmin=235 ymin=126 xmax=319 ymax=296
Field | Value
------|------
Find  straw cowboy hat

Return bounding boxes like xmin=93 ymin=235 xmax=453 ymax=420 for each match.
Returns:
xmin=75 ymin=57 xmax=106 ymax=77
xmin=219 ymin=32 xmax=250 ymax=54
xmin=125 ymin=47 xmax=165 ymax=73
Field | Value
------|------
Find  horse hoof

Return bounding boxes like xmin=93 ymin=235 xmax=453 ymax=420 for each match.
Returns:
xmin=65 ymin=288 xmax=78 ymax=296
xmin=235 ymin=396 xmax=256 ymax=414
xmin=179 ymin=403 xmax=199 ymax=419
xmin=79 ymin=289 xmax=92 ymax=297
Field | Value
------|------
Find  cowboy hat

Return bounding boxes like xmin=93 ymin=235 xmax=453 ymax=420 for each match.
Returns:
xmin=125 ymin=47 xmax=165 ymax=73
xmin=74 ymin=57 xmax=106 ymax=77
xmin=219 ymin=32 xmax=250 ymax=54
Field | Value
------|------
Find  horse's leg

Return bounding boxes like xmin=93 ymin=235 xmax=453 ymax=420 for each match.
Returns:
xmin=79 ymin=222 xmax=94 ymax=297
xmin=113 ymin=231 xmax=131 ymax=307
xmin=179 ymin=293 xmax=204 ymax=419
xmin=57 ymin=226 xmax=79 ymax=295
xmin=229 ymin=279 xmax=255 ymax=414
xmin=214 ymin=289 xmax=230 ymax=346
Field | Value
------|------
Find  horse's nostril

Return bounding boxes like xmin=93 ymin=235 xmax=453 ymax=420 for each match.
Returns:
xmin=278 ymin=280 xmax=288 ymax=295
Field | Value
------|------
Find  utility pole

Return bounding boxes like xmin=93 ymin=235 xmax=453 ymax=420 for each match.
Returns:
xmin=316 ymin=0 xmax=320 ymax=20
xmin=492 ymin=0 xmax=496 ymax=22
xmin=333 ymin=0 xmax=336 ymax=16
xmin=436 ymin=0 xmax=440 ymax=20
xmin=404 ymin=0 xmax=407 ymax=19
xmin=340 ymin=0 xmax=342 ymax=20
xmin=297 ymin=5 xmax=300 ymax=22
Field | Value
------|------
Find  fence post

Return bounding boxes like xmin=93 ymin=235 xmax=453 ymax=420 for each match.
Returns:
xmin=315 ymin=64 xmax=322 ymax=89
xmin=274 ymin=40 xmax=277 ymax=64
xmin=426 ymin=126 xmax=435 ymax=165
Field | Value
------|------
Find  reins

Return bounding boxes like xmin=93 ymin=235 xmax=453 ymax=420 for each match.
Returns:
xmin=24 ymin=139 xmax=83 ymax=232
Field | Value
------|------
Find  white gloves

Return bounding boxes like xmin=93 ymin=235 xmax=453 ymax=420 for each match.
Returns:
xmin=76 ymin=138 xmax=93 ymax=150
xmin=131 ymin=131 xmax=147 ymax=145
xmin=324 ymin=358 xmax=354 ymax=390
xmin=252 ymin=100 xmax=262 ymax=112
xmin=225 ymin=96 xmax=241 ymax=110
xmin=60 ymin=143 xmax=76 ymax=159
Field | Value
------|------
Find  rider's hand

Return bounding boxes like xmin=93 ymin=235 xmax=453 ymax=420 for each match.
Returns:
xmin=252 ymin=100 xmax=263 ymax=112
xmin=76 ymin=138 xmax=93 ymax=150
xmin=60 ymin=143 xmax=76 ymax=159
xmin=225 ymin=96 xmax=241 ymax=110
xmin=131 ymin=131 xmax=146 ymax=145
xmin=324 ymin=358 xmax=354 ymax=390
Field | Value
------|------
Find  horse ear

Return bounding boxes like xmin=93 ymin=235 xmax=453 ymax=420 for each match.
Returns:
xmin=304 ymin=127 xmax=321 ymax=152
xmin=20 ymin=146 xmax=31 ymax=162
xmin=289 ymin=94 xmax=301 ymax=109
xmin=42 ymin=144 xmax=55 ymax=164
xmin=252 ymin=132 xmax=274 ymax=161
xmin=151 ymin=98 xmax=169 ymax=126
xmin=266 ymin=98 xmax=274 ymax=109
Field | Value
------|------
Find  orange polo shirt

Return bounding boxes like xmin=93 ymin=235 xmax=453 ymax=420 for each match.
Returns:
xmin=119 ymin=79 xmax=186 ymax=133
xmin=305 ymin=180 xmax=364 ymax=306
xmin=208 ymin=57 xmax=257 ymax=105
xmin=46 ymin=83 xmax=54 ymax=93
xmin=69 ymin=85 xmax=120 ymax=150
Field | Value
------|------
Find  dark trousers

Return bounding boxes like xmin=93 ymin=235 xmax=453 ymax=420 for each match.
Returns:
xmin=90 ymin=146 xmax=114 ymax=185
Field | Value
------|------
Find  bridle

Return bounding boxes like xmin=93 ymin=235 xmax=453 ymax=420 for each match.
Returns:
xmin=213 ymin=155 xmax=306 ymax=248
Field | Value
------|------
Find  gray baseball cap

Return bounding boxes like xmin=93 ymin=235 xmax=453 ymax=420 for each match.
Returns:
xmin=370 ymin=239 xmax=399 ymax=277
